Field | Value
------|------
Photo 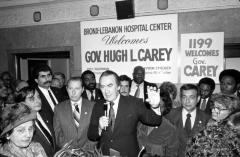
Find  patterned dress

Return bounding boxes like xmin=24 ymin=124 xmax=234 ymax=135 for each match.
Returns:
xmin=0 ymin=141 xmax=47 ymax=157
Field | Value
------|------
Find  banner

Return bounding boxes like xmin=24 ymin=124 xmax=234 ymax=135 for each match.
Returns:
xmin=180 ymin=32 xmax=224 ymax=83
xmin=81 ymin=14 xmax=178 ymax=83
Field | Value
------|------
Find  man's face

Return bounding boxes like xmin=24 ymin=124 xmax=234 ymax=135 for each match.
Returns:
xmin=67 ymin=80 xmax=83 ymax=102
xmin=133 ymin=68 xmax=145 ymax=84
xmin=120 ymin=80 xmax=130 ymax=96
xmin=35 ymin=71 xmax=52 ymax=89
xmin=100 ymin=75 xmax=120 ymax=102
xmin=199 ymin=83 xmax=212 ymax=99
xmin=2 ymin=73 xmax=11 ymax=87
xmin=83 ymin=73 xmax=96 ymax=91
xmin=220 ymin=76 xmax=237 ymax=95
xmin=53 ymin=75 xmax=64 ymax=88
xmin=181 ymin=89 xmax=199 ymax=112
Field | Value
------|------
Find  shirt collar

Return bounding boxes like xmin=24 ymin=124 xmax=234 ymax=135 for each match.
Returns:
xmin=182 ymin=107 xmax=197 ymax=116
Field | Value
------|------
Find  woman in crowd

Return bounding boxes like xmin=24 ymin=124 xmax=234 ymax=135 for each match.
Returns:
xmin=186 ymin=93 xmax=240 ymax=156
xmin=138 ymin=90 xmax=179 ymax=157
xmin=160 ymin=81 xmax=181 ymax=108
xmin=0 ymin=103 xmax=47 ymax=157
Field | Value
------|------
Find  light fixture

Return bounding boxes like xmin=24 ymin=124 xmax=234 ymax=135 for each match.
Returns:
xmin=90 ymin=5 xmax=99 ymax=16
xmin=158 ymin=0 xmax=168 ymax=10
xmin=33 ymin=11 xmax=41 ymax=22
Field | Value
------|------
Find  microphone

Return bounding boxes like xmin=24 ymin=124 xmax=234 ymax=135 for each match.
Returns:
xmin=103 ymin=102 xmax=108 ymax=130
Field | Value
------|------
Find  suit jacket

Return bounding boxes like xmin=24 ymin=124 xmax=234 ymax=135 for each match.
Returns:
xmin=197 ymin=97 xmax=213 ymax=116
xmin=53 ymin=98 xmax=95 ymax=148
xmin=87 ymin=95 xmax=162 ymax=157
xmin=82 ymin=88 xmax=104 ymax=102
xmin=35 ymin=86 xmax=63 ymax=154
xmin=165 ymin=107 xmax=210 ymax=157
xmin=33 ymin=123 xmax=56 ymax=157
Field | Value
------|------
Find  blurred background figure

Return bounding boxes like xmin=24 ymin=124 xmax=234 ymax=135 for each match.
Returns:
xmin=160 ymin=81 xmax=181 ymax=108
xmin=0 ymin=103 xmax=47 ymax=157
xmin=197 ymin=77 xmax=215 ymax=115
xmin=119 ymin=75 xmax=131 ymax=96
xmin=0 ymin=71 xmax=15 ymax=93
xmin=186 ymin=93 xmax=240 ymax=156
xmin=15 ymin=80 xmax=29 ymax=93
xmin=81 ymin=70 xmax=103 ymax=102
xmin=53 ymin=72 xmax=68 ymax=100
xmin=0 ymin=78 xmax=8 ymax=110
xmin=15 ymin=86 xmax=56 ymax=157
xmin=51 ymin=78 xmax=62 ymax=89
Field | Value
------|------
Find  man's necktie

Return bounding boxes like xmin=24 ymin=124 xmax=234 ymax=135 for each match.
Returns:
xmin=36 ymin=119 xmax=53 ymax=146
xmin=48 ymin=90 xmax=57 ymax=106
xmin=109 ymin=102 xmax=115 ymax=131
xmin=185 ymin=113 xmax=191 ymax=135
xmin=73 ymin=104 xmax=80 ymax=126
xmin=200 ymin=99 xmax=207 ymax=111
xmin=90 ymin=91 xmax=95 ymax=101
xmin=134 ymin=85 xmax=140 ymax=98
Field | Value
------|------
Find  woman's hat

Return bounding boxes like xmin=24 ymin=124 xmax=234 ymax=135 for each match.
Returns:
xmin=0 ymin=103 xmax=36 ymax=137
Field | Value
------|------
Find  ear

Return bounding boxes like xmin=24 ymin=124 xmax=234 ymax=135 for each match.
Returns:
xmin=34 ymin=79 xmax=38 ymax=84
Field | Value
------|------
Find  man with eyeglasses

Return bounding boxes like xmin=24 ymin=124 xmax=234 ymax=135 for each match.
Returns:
xmin=197 ymin=77 xmax=215 ymax=115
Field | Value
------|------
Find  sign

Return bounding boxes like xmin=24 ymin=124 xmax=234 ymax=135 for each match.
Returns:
xmin=81 ymin=14 xmax=178 ymax=83
xmin=180 ymin=32 xmax=224 ymax=83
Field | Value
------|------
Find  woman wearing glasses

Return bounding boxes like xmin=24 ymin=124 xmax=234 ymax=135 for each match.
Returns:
xmin=186 ymin=93 xmax=240 ymax=156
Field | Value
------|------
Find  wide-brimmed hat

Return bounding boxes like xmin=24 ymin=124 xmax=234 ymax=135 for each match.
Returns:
xmin=0 ymin=103 xmax=36 ymax=137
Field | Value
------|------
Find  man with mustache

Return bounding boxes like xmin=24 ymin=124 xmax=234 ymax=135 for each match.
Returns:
xmin=33 ymin=64 xmax=64 ymax=153
xmin=81 ymin=70 xmax=104 ymax=102
xmin=119 ymin=75 xmax=131 ymax=96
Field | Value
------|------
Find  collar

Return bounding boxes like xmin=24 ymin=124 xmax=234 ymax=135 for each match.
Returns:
xmin=182 ymin=107 xmax=197 ymax=116
xmin=132 ymin=81 xmax=144 ymax=88
xmin=38 ymin=86 xmax=51 ymax=93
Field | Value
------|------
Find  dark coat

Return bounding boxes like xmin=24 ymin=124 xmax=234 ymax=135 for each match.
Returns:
xmin=87 ymin=95 xmax=162 ymax=157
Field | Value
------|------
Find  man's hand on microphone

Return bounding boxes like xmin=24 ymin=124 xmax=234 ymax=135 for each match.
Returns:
xmin=99 ymin=116 xmax=109 ymax=131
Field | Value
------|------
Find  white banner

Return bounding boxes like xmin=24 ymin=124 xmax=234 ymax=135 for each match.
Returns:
xmin=81 ymin=14 xmax=178 ymax=83
xmin=180 ymin=32 xmax=224 ymax=83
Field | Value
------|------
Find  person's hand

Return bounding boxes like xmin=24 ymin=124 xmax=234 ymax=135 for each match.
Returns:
xmin=99 ymin=116 xmax=109 ymax=131
xmin=146 ymin=86 xmax=161 ymax=108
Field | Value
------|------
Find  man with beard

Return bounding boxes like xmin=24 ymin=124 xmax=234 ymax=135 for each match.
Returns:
xmin=81 ymin=70 xmax=104 ymax=102
xmin=33 ymin=64 xmax=64 ymax=154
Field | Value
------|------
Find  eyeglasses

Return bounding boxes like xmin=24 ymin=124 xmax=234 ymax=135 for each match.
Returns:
xmin=211 ymin=106 xmax=229 ymax=111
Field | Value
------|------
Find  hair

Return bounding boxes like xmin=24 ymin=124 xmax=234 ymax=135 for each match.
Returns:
xmin=133 ymin=66 xmax=145 ymax=74
xmin=100 ymin=70 xmax=120 ymax=85
xmin=81 ymin=70 xmax=95 ymax=80
xmin=160 ymin=90 xmax=172 ymax=115
xmin=160 ymin=81 xmax=178 ymax=100
xmin=15 ymin=86 xmax=35 ymax=103
xmin=180 ymin=84 xmax=199 ymax=97
xmin=33 ymin=64 xmax=52 ymax=79
xmin=66 ymin=77 xmax=83 ymax=87
xmin=0 ymin=71 xmax=12 ymax=80
xmin=0 ymin=103 xmax=32 ymax=140
xmin=198 ymin=77 xmax=216 ymax=91
xmin=211 ymin=93 xmax=240 ymax=113
xmin=119 ymin=75 xmax=131 ymax=87
xmin=53 ymin=72 xmax=65 ymax=80
xmin=219 ymin=69 xmax=240 ymax=84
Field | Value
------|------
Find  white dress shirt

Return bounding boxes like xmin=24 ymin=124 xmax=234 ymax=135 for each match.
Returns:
xmin=130 ymin=81 xmax=144 ymax=100
xmin=38 ymin=86 xmax=58 ymax=111
xmin=182 ymin=108 xmax=196 ymax=129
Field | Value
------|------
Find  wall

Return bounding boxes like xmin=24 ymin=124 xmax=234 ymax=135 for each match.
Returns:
xmin=0 ymin=0 xmax=240 ymax=79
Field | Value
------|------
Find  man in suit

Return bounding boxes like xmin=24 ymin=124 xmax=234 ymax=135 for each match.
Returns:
xmin=33 ymin=64 xmax=64 ymax=153
xmin=166 ymin=84 xmax=210 ymax=157
xmin=119 ymin=75 xmax=131 ymax=96
xmin=53 ymin=77 xmax=95 ymax=149
xmin=81 ymin=70 xmax=104 ymax=102
xmin=130 ymin=66 xmax=157 ymax=105
xmin=197 ymin=77 xmax=215 ymax=115
xmin=88 ymin=70 xmax=162 ymax=157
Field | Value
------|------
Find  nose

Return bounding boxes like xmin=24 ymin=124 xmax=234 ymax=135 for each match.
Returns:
xmin=72 ymin=90 xmax=76 ymax=95
xmin=25 ymin=130 xmax=32 ymax=138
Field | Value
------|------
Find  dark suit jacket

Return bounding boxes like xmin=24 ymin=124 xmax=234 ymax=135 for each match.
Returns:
xmin=165 ymin=107 xmax=210 ymax=157
xmin=88 ymin=95 xmax=162 ymax=157
xmin=81 ymin=88 xmax=104 ymax=102
xmin=53 ymin=98 xmax=95 ymax=148
xmin=33 ymin=123 xmax=56 ymax=157
xmin=197 ymin=97 xmax=213 ymax=116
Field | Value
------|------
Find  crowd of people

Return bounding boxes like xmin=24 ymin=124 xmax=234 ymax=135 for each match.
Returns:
xmin=0 ymin=65 xmax=240 ymax=157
